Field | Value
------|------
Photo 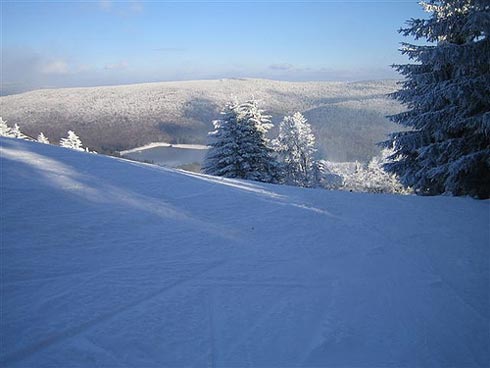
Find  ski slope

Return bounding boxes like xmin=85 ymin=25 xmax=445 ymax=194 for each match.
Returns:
xmin=1 ymin=137 xmax=489 ymax=367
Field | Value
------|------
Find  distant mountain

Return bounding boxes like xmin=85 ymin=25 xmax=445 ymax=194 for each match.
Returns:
xmin=0 ymin=78 xmax=404 ymax=161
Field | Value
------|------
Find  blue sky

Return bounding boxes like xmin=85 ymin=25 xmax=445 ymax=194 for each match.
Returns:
xmin=1 ymin=0 xmax=426 ymax=94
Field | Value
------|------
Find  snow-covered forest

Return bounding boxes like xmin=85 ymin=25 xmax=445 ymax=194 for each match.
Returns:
xmin=0 ymin=79 xmax=402 ymax=160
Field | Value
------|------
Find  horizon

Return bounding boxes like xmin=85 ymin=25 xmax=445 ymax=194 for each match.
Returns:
xmin=0 ymin=76 xmax=402 ymax=96
xmin=2 ymin=0 xmax=426 ymax=95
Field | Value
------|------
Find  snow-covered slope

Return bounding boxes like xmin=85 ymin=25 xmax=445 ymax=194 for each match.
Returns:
xmin=0 ymin=79 xmax=402 ymax=161
xmin=1 ymin=137 xmax=489 ymax=367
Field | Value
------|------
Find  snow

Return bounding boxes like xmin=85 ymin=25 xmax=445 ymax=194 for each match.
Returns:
xmin=120 ymin=142 xmax=209 ymax=168
xmin=119 ymin=142 xmax=208 ymax=156
xmin=1 ymin=137 xmax=489 ymax=367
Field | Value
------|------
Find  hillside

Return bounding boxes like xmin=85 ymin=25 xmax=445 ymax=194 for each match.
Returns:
xmin=0 ymin=79 xmax=403 ymax=161
xmin=1 ymin=137 xmax=489 ymax=367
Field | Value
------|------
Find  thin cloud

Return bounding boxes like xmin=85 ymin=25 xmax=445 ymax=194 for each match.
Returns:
xmin=266 ymin=63 xmax=398 ymax=81
xmin=269 ymin=63 xmax=295 ymax=71
xmin=41 ymin=60 xmax=70 ymax=75
xmin=1 ymin=46 xmax=398 ymax=96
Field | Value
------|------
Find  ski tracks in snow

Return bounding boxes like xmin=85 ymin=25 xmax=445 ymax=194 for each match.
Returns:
xmin=0 ymin=260 xmax=227 ymax=366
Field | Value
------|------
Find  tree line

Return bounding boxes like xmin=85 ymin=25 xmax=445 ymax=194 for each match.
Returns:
xmin=0 ymin=117 xmax=91 ymax=152
xmin=201 ymin=98 xmax=405 ymax=194
xmin=202 ymin=99 xmax=319 ymax=188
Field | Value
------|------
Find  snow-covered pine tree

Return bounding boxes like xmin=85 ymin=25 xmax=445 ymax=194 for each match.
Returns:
xmin=202 ymin=99 xmax=281 ymax=183
xmin=364 ymin=147 xmax=409 ymax=194
xmin=0 ymin=117 xmax=14 ymax=137
xmin=11 ymin=124 xmax=27 ymax=139
xmin=60 ymin=130 xmax=84 ymax=151
xmin=311 ymin=160 xmax=343 ymax=190
xmin=37 ymin=132 xmax=50 ymax=144
xmin=385 ymin=0 xmax=490 ymax=198
xmin=275 ymin=112 xmax=317 ymax=187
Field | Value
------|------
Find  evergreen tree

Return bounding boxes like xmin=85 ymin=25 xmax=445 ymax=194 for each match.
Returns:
xmin=0 ymin=117 xmax=14 ymax=137
xmin=60 ymin=130 xmax=84 ymax=151
xmin=37 ymin=132 xmax=50 ymax=144
xmin=311 ymin=160 xmax=343 ymax=190
xmin=275 ymin=112 xmax=317 ymax=187
xmin=202 ymin=99 xmax=281 ymax=183
xmin=11 ymin=124 xmax=27 ymax=139
xmin=385 ymin=0 xmax=490 ymax=198
xmin=364 ymin=148 xmax=409 ymax=194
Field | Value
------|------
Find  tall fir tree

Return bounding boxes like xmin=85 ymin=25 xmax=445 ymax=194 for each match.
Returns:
xmin=202 ymin=99 xmax=281 ymax=183
xmin=275 ymin=112 xmax=317 ymax=187
xmin=385 ymin=0 xmax=490 ymax=198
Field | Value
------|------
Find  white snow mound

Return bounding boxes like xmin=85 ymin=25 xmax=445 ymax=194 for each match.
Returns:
xmin=1 ymin=137 xmax=489 ymax=367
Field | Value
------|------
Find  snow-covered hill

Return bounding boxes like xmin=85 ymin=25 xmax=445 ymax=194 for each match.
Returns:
xmin=0 ymin=79 xmax=403 ymax=161
xmin=1 ymin=137 xmax=488 ymax=367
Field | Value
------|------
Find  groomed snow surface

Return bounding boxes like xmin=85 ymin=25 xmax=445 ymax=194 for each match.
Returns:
xmin=1 ymin=137 xmax=489 ymax=367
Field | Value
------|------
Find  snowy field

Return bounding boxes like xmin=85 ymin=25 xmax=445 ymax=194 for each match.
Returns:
xmin=1 ymin=137 xmax=489 ymax=367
